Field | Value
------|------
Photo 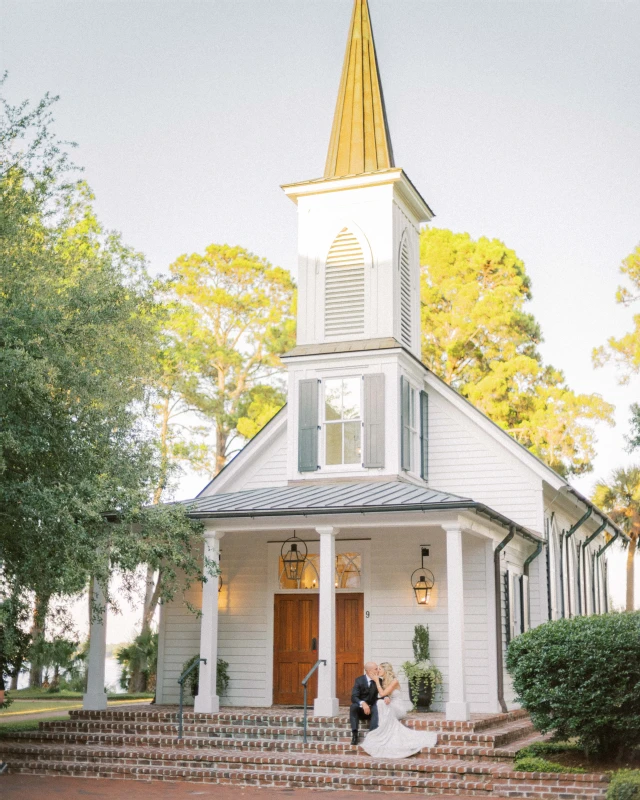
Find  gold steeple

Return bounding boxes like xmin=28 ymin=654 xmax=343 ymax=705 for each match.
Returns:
xmin=324 ymin=0 xmax=395 ymax=178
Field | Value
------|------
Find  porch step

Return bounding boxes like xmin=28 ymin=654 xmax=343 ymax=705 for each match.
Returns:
xmin=0 ymin=740 xmax=610 ymax=798
xmin=6 ymin=729 xmax=524 ymax=762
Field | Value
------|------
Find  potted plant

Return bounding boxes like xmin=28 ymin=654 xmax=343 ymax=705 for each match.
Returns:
xmin=401 ymin=624 xmax=442 ymax=710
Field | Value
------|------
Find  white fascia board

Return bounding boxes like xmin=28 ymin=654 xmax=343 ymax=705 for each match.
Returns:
xmin=423 ymin=370 xmax=566 ymax=493
xmin=281 ymin=169 xmax=434 ymax=223
xmin=196 ymin=407 xmax=288 ymax=497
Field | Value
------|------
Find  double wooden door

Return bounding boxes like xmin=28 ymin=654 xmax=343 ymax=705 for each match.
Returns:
xmin=273 ymin=593 xmax=364 ymax=706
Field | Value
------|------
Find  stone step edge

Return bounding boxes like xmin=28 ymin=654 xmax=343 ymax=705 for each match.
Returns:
xmin=0 ymin=741 xmax=610 ymax=783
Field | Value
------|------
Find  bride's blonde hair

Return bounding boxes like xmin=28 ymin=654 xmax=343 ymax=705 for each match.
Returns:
xmin=379 ymin=662 xmax=396 ymax=688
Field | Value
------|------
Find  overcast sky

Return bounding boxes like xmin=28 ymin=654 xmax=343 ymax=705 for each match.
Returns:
xmin=2 ymin=0 xmax=639 ymax=636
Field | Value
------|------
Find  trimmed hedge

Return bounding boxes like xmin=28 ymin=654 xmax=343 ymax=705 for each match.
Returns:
xmin=507 ymin=611 xmax=640 ymax=759
xmin=607 ymin=770 xmax=640 ymax=800
xmin=514 ymin=756 xmax=584 ymax=774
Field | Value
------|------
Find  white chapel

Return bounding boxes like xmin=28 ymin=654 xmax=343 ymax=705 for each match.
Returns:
xmin=84 ymin=0 xmax=625 ymax=722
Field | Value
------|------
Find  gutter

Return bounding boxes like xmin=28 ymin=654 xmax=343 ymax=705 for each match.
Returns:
xmin=494 ymin=526 xmax=515 ymax=714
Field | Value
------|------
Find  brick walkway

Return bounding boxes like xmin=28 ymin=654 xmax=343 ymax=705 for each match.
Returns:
xmin=1 ymin=774 xmax=510 ymax=800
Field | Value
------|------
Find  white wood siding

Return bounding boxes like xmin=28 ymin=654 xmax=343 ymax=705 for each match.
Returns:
xmin=427 ymin=388 xmax=543 ymax=532
xmin=156 ymin=578 xmax=202 ymax=704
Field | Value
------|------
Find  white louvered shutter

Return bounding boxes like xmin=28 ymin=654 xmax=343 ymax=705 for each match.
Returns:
xmin=399 ymin=237 xmax=412 ymax=347
xmin=324 ymin=228 xmax=365 ymax=338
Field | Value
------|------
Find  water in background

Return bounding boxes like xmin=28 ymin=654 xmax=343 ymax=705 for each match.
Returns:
xmin=15 ymin=657 xmax=124 ymax=693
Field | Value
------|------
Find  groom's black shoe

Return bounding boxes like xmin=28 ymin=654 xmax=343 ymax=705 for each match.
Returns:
xmin=351 ymin=731 xmax=358 ymax=746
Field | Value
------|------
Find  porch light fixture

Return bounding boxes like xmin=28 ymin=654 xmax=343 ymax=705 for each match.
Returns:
xmin=281 ymin=533 xmax=308 ymax=582
xmin=411 ymin=547 xmax=435 ymax=606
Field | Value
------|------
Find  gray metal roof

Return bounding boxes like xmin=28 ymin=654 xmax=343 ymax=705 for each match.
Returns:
xmin=179 ymin=480 xmax=544 ymax=543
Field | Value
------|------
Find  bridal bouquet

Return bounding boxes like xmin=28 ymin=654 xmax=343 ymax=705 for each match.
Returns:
xmin=401 ymin=625 xmax=443 ymax=710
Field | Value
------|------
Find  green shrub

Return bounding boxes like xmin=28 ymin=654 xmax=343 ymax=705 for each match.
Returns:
xmin=516 ymin=741 xmax=583 ymax=760
xmin=507 ymin=612 xmax=640 ymax=759
xmin=513 ymin=756 xmax=584 ymax=774
xmin=181 ymin=655 xmax=229 ymax=699
xmin=607 ymin=770 xmax=640 ymax=800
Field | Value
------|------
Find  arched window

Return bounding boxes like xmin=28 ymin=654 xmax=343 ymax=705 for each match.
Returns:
xmin=324 ymin=228 xmax=365 ymax=338
xmin=399 ymin=235 xmax=412 ymax=347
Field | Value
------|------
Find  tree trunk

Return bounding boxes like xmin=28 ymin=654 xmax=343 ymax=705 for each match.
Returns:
xmin=10 ymin=672 xmax=19 ymax=691
xmin=215 ymin=426 xmax=228 ymax=475
xmin=29 ymin=593 xmax=50 ymax=688
xmin=626 ymin=535 xmax=637 ymax=611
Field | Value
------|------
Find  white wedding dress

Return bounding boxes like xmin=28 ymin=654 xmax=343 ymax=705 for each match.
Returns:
xmin=360 ymin=689 xmax=438 ymax=759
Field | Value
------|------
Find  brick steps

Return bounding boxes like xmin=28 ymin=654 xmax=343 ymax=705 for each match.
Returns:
xmin=7 ymin=729 xmax=534 ymax=763
xmin=0 ymin=707 xmax=610 ymax=798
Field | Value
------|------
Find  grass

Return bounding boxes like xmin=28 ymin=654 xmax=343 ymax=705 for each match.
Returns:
xmin=9 ymin=688 xmax=154 ymax=701
xmin=0 ymin=717 xmax=59 ymax=734
xmin=0 ymin=699 xmax=81 ymax=717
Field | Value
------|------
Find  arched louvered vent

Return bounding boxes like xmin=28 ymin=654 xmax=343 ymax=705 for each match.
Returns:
xmin=324 ymin=228 xmax=365 ymax=338
xmin=399 ymin=236 xmax=412 ymax=347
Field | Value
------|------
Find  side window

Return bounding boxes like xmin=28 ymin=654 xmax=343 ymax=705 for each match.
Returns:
xmin=324 ymin=377 xmax=362 ymax=465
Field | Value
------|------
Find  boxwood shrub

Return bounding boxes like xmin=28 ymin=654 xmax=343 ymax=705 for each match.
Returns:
xmin=506 ymin=611 xmax=640 ymax=759
xmin=607 ymin=770 xmax=640 ymax=800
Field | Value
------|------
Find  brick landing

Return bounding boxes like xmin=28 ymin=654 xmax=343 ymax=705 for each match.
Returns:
xmin=0 ymin=706 xmax=609 ymax=799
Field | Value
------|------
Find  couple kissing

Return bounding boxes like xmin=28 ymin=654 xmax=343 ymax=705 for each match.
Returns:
xmin=349 ymin=661 xmax=437 ymax=759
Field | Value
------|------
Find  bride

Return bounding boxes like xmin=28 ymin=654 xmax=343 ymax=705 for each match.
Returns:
xmin=360 ymin=662 xmax=437 ymax=759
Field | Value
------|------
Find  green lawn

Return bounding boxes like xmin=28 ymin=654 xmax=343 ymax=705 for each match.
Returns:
xmin=0 ymin=717 xmax=61 ymax=734
xmin=0 ymin=699 xmax=82 ymax=717
xmin=8 ymin=688 xmax=153 ymax=701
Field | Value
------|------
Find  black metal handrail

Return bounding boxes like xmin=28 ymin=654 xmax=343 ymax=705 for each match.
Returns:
xmin=177 ymin=657 xmax=206 ymax=739
xmin=301 ymin=659 xmax=326 ymax=744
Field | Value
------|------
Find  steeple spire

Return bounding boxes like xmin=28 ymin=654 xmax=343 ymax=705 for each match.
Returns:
xmin=324 ymin=0 xmax=395 ymax=178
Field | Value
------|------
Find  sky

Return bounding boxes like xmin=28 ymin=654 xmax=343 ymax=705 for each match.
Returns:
xmin=2 ymin=0 xmax=639 ymax=637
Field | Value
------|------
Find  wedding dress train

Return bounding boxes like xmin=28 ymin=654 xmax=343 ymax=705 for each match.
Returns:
xmin=360 ymin=690 xmax=437 ymax=759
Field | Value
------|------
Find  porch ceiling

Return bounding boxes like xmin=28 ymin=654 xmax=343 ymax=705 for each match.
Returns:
xmin=178 ymin=480 xmax=543 ymax=544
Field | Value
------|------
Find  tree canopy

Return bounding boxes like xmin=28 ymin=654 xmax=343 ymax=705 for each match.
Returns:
xmin=592 ymin=466 xmax=640 ymax=611
xmin=161 ymin=243 xmax=296 ymax=474
xmin=420 ymin=228 xmax=613 ymax=476
xmin=0 ymin=87 xmax=205 ymax=609
xmin=594 ymin=242 xmax=640 ymax=380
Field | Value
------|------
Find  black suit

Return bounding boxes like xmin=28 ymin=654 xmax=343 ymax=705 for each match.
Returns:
xmin=349 ymin=674 xmax=379 ymax=733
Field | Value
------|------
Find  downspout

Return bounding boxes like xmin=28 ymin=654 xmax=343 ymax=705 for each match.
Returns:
xmin=582 ymin=521 xmax=607 ymax=614
xmin=565 ymin=508 xmax=592 ymax=618
xmin=523 ymin=541 xmax=543 ymax=630
xmin=595 ymin=531 xmax=620 ymax=614
xmin=494 ymin=526 xmax=515 ymax=714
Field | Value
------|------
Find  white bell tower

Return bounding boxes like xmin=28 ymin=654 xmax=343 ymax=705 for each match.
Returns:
xmin=282 ymin=0 xmax=433 ymax=360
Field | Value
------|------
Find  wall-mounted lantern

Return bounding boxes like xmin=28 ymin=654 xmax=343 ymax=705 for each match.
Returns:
xmin=281 ymin=533 xmax=308 ymax=582
xmin=218 ymin=574 xmax=223 ymax=593
xmin=411 ymin=546 xmax=435 ymax=606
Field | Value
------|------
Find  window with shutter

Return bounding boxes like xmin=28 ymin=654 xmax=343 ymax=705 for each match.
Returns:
xmin=399 ymin=236 xmax=412 ymax=347
xmin=324 ymin=228 xmax=365 ymax=338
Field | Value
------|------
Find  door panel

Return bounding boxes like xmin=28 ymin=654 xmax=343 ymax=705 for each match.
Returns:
xmin=336 ymin=593 xmax=364 ymax=705
xmin=273 ymin=594 xmax=319 ymax=705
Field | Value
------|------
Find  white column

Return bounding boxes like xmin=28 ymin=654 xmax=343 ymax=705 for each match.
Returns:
xmin=313 ymin=525 xmax=339 ymax=717
xmin=444 ymin=524 xmax=470 ymax=721
xmin=194 ymin=531 xmax=224 ymax=714
xmin=83 ymin=578 xmax=108 ymax=711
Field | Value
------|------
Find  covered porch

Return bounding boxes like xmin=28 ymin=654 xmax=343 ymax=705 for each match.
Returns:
xmin=84 ymin=482 xmax=545 ymax=723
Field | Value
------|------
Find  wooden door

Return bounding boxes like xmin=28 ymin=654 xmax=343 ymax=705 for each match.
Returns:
xmin=336 ymin=593 xmax=364 ymax=705
xmin=273 ymin=594 xmax=319 ymax=705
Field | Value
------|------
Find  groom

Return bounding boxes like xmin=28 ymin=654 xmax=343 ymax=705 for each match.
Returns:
xmin=349 ymin=661 xmax=389 ymax=746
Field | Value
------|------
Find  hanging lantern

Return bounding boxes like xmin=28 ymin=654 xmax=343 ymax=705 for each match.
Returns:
xmin=411 ymin=547 xmax=435 ymax=606
xmin=281 ymin=533 xmax=308 ymax=582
